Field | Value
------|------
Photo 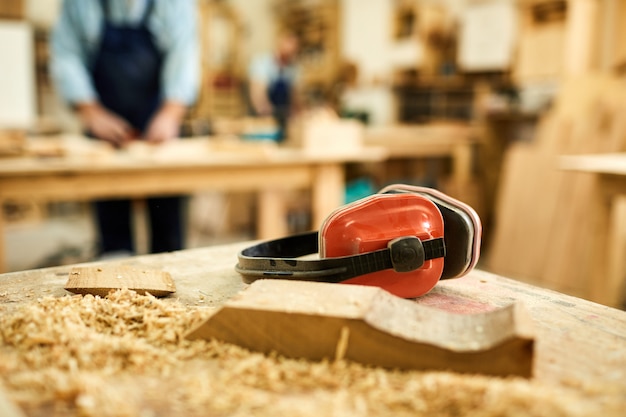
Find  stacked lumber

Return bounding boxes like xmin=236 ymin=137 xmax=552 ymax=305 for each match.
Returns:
xmin=487 ymin=75 xmax=626 ymax=301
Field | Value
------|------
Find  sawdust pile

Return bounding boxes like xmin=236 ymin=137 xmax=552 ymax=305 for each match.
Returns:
xmin=0 ymin=289 xmax=623 ymax=417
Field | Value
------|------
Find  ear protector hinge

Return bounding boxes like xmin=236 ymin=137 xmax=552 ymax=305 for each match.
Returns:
xmin=388 ymin=236 xmax=446 ymax=273
xmin=388 ymin=236 xmax=425 ymax=272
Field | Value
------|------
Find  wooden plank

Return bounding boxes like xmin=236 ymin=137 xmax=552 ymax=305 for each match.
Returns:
xmin=540 ymin=82 xmax=626 ymax=298
xmin=487 ymin=144 xmax=529 ymax=278
xmin=536 ymin=104 xmax=598 ymax=294
xmin=540 ymin=172 xmax=597 ymax=296
xmin=186 ymin=279 xmax=535 ymax=377
xmin=488 ymin=143 xmax=564 ymax=282
xmin=561 ymin=153 xmax=626 ymax=175
xmin=65 ymin=266 xmax=176 ymax=297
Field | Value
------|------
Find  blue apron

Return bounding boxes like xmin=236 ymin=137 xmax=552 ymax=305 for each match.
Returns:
xmin=268 ymin=68 xmax=291 ymax=142
xmin=92 ymin=0 xmax=162 ymax=132
xmin=91 ymin=0 xmax=182 ymax=255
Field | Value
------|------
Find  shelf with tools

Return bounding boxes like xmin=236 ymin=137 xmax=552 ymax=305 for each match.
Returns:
xmin=394 ymin=80 xmax=475 ymax=123
xmin=188 ymin=0 xmax=247 ymax=132
xmin=273 ymin=0 xmax=340 ymax=101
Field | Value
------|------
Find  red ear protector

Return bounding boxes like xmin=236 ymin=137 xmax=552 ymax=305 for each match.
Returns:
xmin=236 ymin=185 xmax=482 ymax=298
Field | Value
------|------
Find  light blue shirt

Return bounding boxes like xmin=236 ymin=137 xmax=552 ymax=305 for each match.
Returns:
xmin=50 ymin=0 xmax=199 ymax=106
xmin=249 ymin=52 xmax=299 ymax=86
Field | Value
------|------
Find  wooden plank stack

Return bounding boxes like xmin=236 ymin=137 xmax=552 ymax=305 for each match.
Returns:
xmin=487 ymin=75 xmax=626 ymax=302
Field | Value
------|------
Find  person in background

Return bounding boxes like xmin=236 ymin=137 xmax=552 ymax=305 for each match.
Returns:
xmin=248 ymin=31 xmax=300 ymax=142
xmin=50 ymin=0 xmax=199 ymax=258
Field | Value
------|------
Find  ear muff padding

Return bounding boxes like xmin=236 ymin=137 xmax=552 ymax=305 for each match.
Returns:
xmin=432 ymin=201 xmax=474 ymax=279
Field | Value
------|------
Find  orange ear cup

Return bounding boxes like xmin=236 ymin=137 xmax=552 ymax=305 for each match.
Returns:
xmin=320 ymin=193 xmax=445 ymax=298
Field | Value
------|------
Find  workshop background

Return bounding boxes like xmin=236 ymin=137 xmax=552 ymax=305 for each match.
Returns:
xmin=1 ymin=0 xmax=625 ymax=309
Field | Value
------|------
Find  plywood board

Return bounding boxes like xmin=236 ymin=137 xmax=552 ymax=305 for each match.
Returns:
xmin=488 ymin=142 xmax=564 ymax=282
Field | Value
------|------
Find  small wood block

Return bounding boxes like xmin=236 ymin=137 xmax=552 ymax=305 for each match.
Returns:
xmin=186 ymin=280 xmax=535 ymax=377
xmin=65 ymin=266 xmax=176 ymax=297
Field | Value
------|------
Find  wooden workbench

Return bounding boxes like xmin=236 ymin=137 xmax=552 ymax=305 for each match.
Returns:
xmin=365 ymin=123 xmax=474 ymax=183
xmin=364 ymin=123 xmax=478 ymax=209
xmin=0 ymin=136 xmax=386 ymax=273
xmin=0 ymin=241 xmax=625 ymax=417
xmin=560 ymin=153 xmax=626 ymax=307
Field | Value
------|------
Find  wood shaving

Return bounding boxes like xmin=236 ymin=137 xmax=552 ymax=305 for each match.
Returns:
xmin=0 ymin=289 xmax=623 ymax=417
xmin=335 ymin=326 xmax=350 ymax=361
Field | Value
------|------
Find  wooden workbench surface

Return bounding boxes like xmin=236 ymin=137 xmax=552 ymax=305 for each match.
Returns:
xmin=0 ymin=135 xmax=387 ymax=272
xmin=1 ymin=242 xmax=624 ymax=386
xmin=0 ymin=135 xmax=388 ymax=175
xmin=0 ymin=242 xmax=625 ymax=415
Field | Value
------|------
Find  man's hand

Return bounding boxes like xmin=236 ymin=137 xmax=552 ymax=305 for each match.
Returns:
xmin=77 ymin=102 xmax=133 ymax=147
xmin=250 ymin=81 xmax=273 ymax=116
xmin=144 ymin=101 xmax=186 ymax=144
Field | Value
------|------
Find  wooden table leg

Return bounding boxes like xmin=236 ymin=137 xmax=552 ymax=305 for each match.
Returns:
xmin=257 ymin=189 xmax=288 ymax=240
xmin=311 ymin=163 xmax=344 ymax=230
xmin=604 ymin=194 xmax=626 ymax=307
xmin=452 ymin=142 xmax=472 ymax=187
xmin=590 ymin=176 xmax=626 ymax=308
xmin=589 ymin=185 xmax=611 ymax=305
xmin=256 ymin=163 xmax=344 ymax=239
xmin=442 ymin=142 xmax=475 ymax=206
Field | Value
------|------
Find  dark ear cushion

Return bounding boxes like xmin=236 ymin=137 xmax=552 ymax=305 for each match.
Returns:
xmin=380 ymin=188 xmax=476 ymax=279
xmin=432 ymin=201 xmax=474 ymax=279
